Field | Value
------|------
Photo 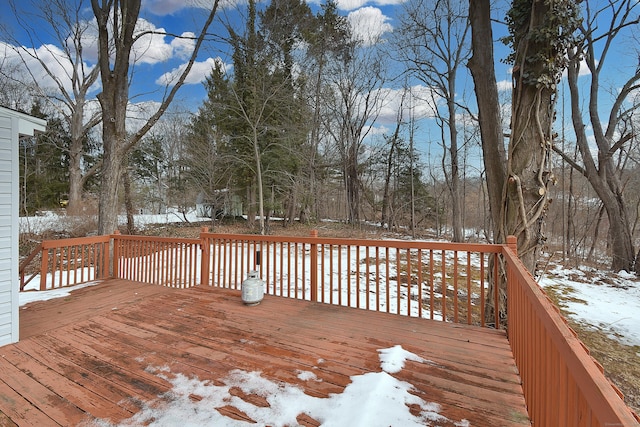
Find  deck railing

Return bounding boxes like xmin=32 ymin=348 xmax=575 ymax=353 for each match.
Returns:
xmin=18 ymin=230 xmax=640 ymax=426
xmin=20 ymin=236 xmax=110 ymax=291
xmin=200 ymin=231 xmax=504 ymax=326
xmin=503 ymin=243 xmax=639 ymax=427
xmin=112 ymin=232 xmax=201 ymax=288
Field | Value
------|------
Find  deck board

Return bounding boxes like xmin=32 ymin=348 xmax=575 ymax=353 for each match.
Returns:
xmin=2 ymin=279 xmax=530 ymax=426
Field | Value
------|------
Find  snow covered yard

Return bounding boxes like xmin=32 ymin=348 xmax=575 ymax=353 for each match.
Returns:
xmin=538 ymin=265 xmax=640 ymax=348
xmin=538 ymin=264 xmax=640 ymax=412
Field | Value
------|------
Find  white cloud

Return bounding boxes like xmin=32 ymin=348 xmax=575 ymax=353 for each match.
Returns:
xmin=497 ymin=79 xmax=512 ymax=92
xmin=143 ymin=0 xmax=248 ymax=15
xmin=132 ymin=19 xmax=177 ymax=64
xmin=155 ymin=57 xmax=229 ymax=86
xmin=347 ymin=7 xmax=393 ymax=46
xmin=0 ymin=42 xmax=98 ymax=96
xmin=170 ymin=32 xmax=196 ymax=59
xmin=375 ymin=85 xmax=440 ymax=124
xmin=332 ymin=0 xmax=407 ymax=11
xmin=337 ymin=0 xmax=369 ymax=10
xmin=75 ymin=15 xmax=196 ymax=66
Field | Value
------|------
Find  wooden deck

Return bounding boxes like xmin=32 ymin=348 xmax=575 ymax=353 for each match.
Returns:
xmin=2 ymin=279 xmax=530 ymax=426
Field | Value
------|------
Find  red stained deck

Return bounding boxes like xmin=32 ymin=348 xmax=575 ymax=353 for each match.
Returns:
xmin=2 ymin=279 xmax=529 ymax=426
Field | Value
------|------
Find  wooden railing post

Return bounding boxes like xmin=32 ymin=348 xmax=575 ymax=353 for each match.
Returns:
xmin=506 ymin=235 xmax=517 ymax=256
xmin=111 ymin=230 xmax=120 ymax=279
xmin=39 ymin=246 xmax=48 ymax=291
xmin=499 ymin=236 xmax=518 ymax=330
xmin=310 ymin=230 xmax=318 ymax=301
xmin=200 ymin=227 xmax=210 ymax=286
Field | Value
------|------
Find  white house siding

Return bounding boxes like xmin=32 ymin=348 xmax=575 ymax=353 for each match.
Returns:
xmin=0 ymin=108 xmax=46 ymax=346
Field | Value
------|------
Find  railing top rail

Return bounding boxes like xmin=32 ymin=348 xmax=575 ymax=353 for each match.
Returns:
xmin=502 ymin=249 xmax=639 ymax=426
xmin=201 ymin=232 xmax=504 ymax=253
xmin=41 ymin=235 xmax=111 ymax=249
xmin=111 ymin=234 xmax=201 ymax=245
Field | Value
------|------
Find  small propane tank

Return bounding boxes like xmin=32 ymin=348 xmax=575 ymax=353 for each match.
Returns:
xmin=241 ymin=270 xmax=264 ymax=306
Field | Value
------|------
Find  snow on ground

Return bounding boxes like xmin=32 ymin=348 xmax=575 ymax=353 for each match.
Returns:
xmin=19 ymin=209 xmax=204 ymax=235
xmin=84 ymin=346 xmax=469 ymax=427
xmin=538 ymin=264 xmax=640 ymax=347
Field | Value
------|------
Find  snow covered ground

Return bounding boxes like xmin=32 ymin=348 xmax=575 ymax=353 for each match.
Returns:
xmin=19 ymin=209 xmax=205 ymax=235
xmin=538 ymin=264 xmax=640 ymax=348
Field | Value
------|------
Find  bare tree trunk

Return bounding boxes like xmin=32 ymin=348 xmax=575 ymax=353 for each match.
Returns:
xmin=587 ymin=205 xmax=605 ymax=264
xmin=381 ymin=94 xmax=405 ymax=229
xmin=468 ymin=0 xmax=506 ymax=241
xmin=66 ymin=150 xmax=84 ymax=215
xmin=566 ymin=53 xmax=637 ymax=272
xmin=252 ymin=129 xmax=266 ymax=235
xmin=448 ymin=93 xmax=463 ymax=242
xmin=123 ymin=164 xmax=135 ymax=235
xmin=381 ymin=144 xmax=395 ymax=230
xmin=346 ymin=141 xmax=360 ymax=224
xmin=468 ymin=0 xmax=507 ymax=325
xmin=91 ymin=0 xmax=220 ymax=235
xmin=566 ymin=156 xmax=576 ymax=260
xmin=247 ymin=184 xmax=256 ymax=228
xmin=93 ymin=0 xmax=137 ymax=235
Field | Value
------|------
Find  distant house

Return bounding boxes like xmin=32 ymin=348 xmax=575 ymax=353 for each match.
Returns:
xmin=195 ymin=190 xmax=243 ymax=219
xmin=0 ymin=106 xmax=46 ymax=346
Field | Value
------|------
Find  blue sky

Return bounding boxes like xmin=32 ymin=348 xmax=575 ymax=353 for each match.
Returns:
xmin=1 ymin=0 xmax=637 ymax=166
xmin=0 ymin=0 xmax=409 ymax=100
xmin=0 ymin=0 xmax=512 ymax=109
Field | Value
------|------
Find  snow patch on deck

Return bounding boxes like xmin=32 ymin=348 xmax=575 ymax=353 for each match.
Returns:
xmin=85 ymin=346 xmax=469 ymax=427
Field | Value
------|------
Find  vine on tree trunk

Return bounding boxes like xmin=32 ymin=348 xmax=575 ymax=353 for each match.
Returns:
xmin=501 ymin=0 xmax=581 ymax=268
xmin=502 ymin=0 xmax=581 ymax=89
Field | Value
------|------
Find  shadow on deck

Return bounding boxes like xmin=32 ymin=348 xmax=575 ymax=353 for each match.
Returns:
xmin=3 ymin=279 xmax=529 ymax=426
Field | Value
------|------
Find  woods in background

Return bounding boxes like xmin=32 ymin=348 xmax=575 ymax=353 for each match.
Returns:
xmin=3 ymin=0 xmax=640 ymax=276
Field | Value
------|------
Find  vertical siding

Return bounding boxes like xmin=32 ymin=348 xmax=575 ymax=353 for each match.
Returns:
xmin=0 ymin=113 xmax=16 ymax=346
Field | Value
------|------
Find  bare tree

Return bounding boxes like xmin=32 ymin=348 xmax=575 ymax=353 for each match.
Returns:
xmin=0 ymin=55 xmax=37 ymax=110
xmin=4 ymin=0 xmax=101 ymax=214
xmin=557 ymin=0 xmax=640 ymax=272
xmin=90 ymin=0 xmax=220 ymax=235
xmin=468 ymin=0 xmax=506 ymax=241
xmin=323 ymin=39 xmax=386 ymax=225
xmin=381 ymin=89 xmax=406 ymax=230
xmin=469 ymin=0 xmax=580 ymax=324
xmin=396 ymin=0 xmax=471 ymax=242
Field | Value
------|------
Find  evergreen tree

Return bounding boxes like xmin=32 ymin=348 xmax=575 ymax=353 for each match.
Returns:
xmin=186 ymin=0 xmax=332 ymax=231
xmin=19 ymin=104 xmax=70 ymax=214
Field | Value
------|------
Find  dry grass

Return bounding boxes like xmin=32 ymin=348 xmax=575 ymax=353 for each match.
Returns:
xmin=543 ymin=285 xmax=640 ymax=414
xmin=138 ymin=218 xmax=414 ymax=240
